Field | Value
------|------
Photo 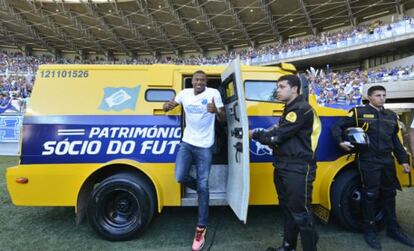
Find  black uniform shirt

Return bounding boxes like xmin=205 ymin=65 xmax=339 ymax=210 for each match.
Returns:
xmin=253 ymin=95 xmax=321 ymax=163
xmin=331 ymin=104 xmax=408 ymax=164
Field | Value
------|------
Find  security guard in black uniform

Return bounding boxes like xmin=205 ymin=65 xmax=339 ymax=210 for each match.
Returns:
xmin=331 ymin=85 xmax=413 ymax=250
xmin=250 ymin=75 xmax=321 ymax=251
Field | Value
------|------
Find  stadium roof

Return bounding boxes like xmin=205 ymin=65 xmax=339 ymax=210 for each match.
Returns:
xmin=0 ymin=0 xmax=413 ymax=55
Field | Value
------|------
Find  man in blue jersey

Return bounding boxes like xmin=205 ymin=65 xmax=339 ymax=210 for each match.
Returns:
xmin=335 ymin=88 xmax=348 ymax=106
xmin=317 ymin=92 xmax=326 ymax=106
xmin=350 ymin=89 xmax=363 ymax=105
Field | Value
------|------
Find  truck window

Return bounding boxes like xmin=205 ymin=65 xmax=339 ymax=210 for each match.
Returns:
xmin=224 ymin=79 xmax=237 ymax=104
xmin=145 ymin=89 xmax=175 ymax=102
xmin=245 ymin=80 xmax=279 ymax=103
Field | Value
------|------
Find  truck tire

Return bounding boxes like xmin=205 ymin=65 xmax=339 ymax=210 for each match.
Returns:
xmin=87 ymin=172 xmax=156 ymax=241
xmin=331 ymin=169 xmax=385 ymax=232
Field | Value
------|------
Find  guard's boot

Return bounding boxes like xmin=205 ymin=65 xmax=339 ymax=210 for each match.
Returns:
xmin=363 ymin=228 xmax=381 ymax=250
xmin=267 ymin=208 xmax=298 ymax=251
xmin=381 ymin=191 xmax=414 ymax=247
xmin=282 ymin=207 xmax=298 ymax=250
xmin=362 ymin=191 xmax=381 ymax=249
xmin=266 ymin=241 xmax=296 ymax=251
xmin=387 ymin=227 xmax=414 ymax=247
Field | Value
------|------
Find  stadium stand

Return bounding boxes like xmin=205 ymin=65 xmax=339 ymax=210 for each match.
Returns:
xmin=1 ymin=47 xmax=412 ymax=111
xmin=368 ymin=64 xmax=414 ymax=83
xmin=1 ymin=16 xmax=413 ymax=67
xmin=0 ymin=15 xmax=413 ymax=112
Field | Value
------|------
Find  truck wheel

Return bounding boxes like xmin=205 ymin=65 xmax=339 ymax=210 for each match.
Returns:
xmin=331 ymin=170 xmax=385 ymax=232
xmin=87 ymin=172 xmax=156 ymax=241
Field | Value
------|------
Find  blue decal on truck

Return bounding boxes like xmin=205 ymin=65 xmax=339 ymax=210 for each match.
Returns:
xmin=21 ymin=115 xmax=344 ymax=165
xmin=99 ymin=86 xmax=141 ymax=111
xmin=21 ymin=115 xmax=181 ymax=164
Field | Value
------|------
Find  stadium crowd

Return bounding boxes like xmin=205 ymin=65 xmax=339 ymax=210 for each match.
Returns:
xmin=1 ymin=48 xmax=412 ymax=111
xmin=310 ymin=64 xmax=414 ymax=107
xmin=1 ymin=48 xmax=413 ymax=110
xmin=0 ymin=16 xmax=413 ymax=111
xmin=308 ymin=68 xmax=366 ymax=107
xmin=368 ymin=64 xmax=414 ymax=83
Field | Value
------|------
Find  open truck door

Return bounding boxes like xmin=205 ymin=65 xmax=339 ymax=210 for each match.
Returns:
xmin=221 ymin=58 xmax=250 ymax=223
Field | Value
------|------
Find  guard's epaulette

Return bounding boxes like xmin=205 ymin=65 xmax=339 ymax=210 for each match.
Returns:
xmin=383 ymin=108 xmax=397 ymax=118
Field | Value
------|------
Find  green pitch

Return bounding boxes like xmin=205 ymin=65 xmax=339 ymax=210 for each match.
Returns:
xmin=1 ymin=157 xmax=413 ymax=251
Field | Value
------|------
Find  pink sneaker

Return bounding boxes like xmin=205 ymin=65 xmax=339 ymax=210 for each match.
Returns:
xmin=192 ymin=226 xmax=207 ymax=251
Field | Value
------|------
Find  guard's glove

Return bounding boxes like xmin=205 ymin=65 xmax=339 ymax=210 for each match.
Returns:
xmin=252 ymin=128 xmax=275 ymax=146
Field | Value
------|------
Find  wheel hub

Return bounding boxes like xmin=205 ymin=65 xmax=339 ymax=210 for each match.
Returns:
xmin=116 ymin=199 xmax=130 ymax=213
xmin=351 ymin=189 xmax=361 ymax=202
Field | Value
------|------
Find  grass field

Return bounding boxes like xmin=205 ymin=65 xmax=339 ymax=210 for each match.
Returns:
xmin=1 ymin=156 xmax=413 ymax=251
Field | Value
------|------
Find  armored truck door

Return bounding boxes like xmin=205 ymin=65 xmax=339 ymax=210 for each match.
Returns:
xmin=221 ymin=58 xmax=250 ymax=223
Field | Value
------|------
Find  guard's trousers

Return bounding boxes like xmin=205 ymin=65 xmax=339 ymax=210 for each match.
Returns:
xmin=358 ymin=155 xmax=401 ymax=231
xmin=274 ymin=161 xmax=318 ymax=251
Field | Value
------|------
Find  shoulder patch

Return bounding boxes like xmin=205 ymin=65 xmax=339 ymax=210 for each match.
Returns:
xmin=363 ymin=114 xmax=375 ymax=118
xmin=285 ymin=111 xmax=297 ymax=123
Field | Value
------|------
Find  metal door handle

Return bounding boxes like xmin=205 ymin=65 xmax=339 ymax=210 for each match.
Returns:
xmin=233 ymin=142 xmax=243 ymax=163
